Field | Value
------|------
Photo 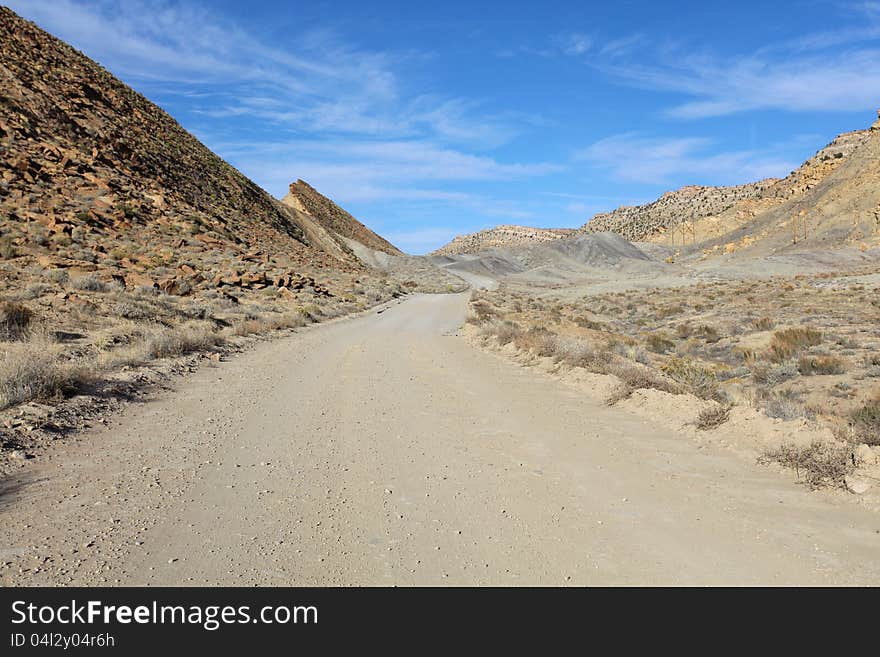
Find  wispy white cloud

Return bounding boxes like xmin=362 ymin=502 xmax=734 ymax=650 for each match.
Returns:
xmin=223 ymin=139 xmax=562 ymax=201
xmin=577 ymin=133 xmax=798 ymax=185
xmin=558 ymin=32 xmax=592 ymax=56
xmin=593 ymin=6 xmax=880 ymax=118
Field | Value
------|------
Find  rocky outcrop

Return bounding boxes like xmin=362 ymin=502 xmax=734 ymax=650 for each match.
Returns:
xmin=581 ymin=181 xmax=779 ymax=241
xmin=432 ymin=225 xmax=576 ymax=256
xmin=283 ymin=180 xmax=402 ymax=256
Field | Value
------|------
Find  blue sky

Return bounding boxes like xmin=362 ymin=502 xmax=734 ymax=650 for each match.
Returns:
xmin=8 ymin=1 xmax=880 ymax=253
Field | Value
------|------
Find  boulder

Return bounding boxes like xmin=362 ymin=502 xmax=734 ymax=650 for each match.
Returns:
xmin=844 ymin=475 xmax=874 ymax=495
xmin=853 ymin=444 xmax=879 ymax=467
xmin=123 ymin=271 xmax=156 ymax=289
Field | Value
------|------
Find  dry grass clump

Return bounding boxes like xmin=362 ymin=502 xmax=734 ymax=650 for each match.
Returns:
xmin=69 ymin=275 xmax=110 ymax=293
xmin=512 ymin=327 xmax=557 ymax=357
xmin=695 ymin=324 xmax=721 ymax=343
xmin=760 ymin=441 xmax=854 ymax=489
xmin=98 ymin=321 xmax=223 ymax=369
xmin=758 ymin=389 xmax=814 ymax=421
xmin=0 ymin=301 xmax=33 ymax=341
xmin=467 ymin=298 xmax=498 ymax=324
xmin=768 ymin=327 xmax=823 ymax=362
xmin=0 ymin=236 xmax=17 ymax=259
xmin=0 ymin=341 xmax=93 ymax=410
xmin=244 ymin=312 xmax=307 ymax=333
xmin=752 ymin=316 xmax=775 ymax=331
xmin=645 ymin=332 xmax=675 ymax=353
xmin=480 ymin=319 xmax=521 ymax=345
xmin=850 ymin=398 xmax=880 ymax=446
xmin=695 ymin=403 xmax=732 ymax=430
xmin=552 ymin=336 xmax=610 ymax=369
xmin=605 ymin=361 xmax=681 ymax=404
xmin=660 ymin=357 xmax=719 ymax=400
xmin=797 ymin=354 xmax=847 ymax=376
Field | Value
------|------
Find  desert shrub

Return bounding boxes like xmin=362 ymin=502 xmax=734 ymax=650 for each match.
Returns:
xmin=0 ymin=301 xmax=33 ymax=341
xmin=850 ymin=399 xmax=880 ymax=446
xmin=114 ymin=300 xmax=155 ymax=320
xmin=45 ymin=269 xmax=69 ymax=284
xmin=103 ymin=321 xmax=222 ymax=368
xmin=551 ymin=336 xmax=614 ymax=371
xmin=768 ymin=327 xmax=822 ymax=362
xmin=735 ymin=346 xmax=757 ymax=364
xmin=70 ymin=275 xmax=109 ymax=292
xmin=481 ymin=320 xmax=521 ymax=345
xmin=751 ymin=362 xmax=798 ymax=385
xmin=468 ymin=299 xmax=497 ymax=324
xmin=695 ymin=403 xmax=732 ymax=430
xmin=661 ymin=357 xmax=719 ymax=400
xmin=760 ymin=441 xmax=853 ymax=489
xmin=144 ymin=321 xmax=221 ymax=359
xmin=645 ymin=332 xmax=675 ymax=353
xmin=758 ymin=389 xmax=814 ymax=421
xmin=0 ymin=342 xmax=92 ymax=409
xmin=797 ymin=354 xmax=847 ymax=376
xmin=695 ymin=324 xmax=721 ymax=343
xmin=753 ymin=316 xmax=774 ymax=331
xmin=21 ymin=283 xmax=51 ymax=300
xmin=656 ymin=304 xmax=684 ymax=318
xmin=0 ymin=236 xmax=17 ymax=259
xmin=717 ymin=365 xmax=750 ymax=381
xmin=513 ymin=327 xmax=557 ymax=357
xmin=573 ymin=315 xmax=608 ymax=331
xmin=605 ymin=361 xmax=681 ymax=403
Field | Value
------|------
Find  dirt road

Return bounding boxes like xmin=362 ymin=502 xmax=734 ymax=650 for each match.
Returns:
xmin=2 ymin=293 xmax=879 ymax=585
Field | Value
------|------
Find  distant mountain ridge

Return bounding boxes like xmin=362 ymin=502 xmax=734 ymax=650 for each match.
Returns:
xmin=431 ymin=224 xmax=576 ymax=256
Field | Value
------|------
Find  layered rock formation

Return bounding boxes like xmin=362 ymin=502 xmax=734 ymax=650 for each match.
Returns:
xmin=283 ymin=180 xmax=401 ymax=256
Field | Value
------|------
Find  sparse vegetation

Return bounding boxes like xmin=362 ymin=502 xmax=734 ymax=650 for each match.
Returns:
xmin=797 ymin=354 xmax=846 ymax=375
xmin=768 ymin=327 xmax=823 ymax=362
xmin=760 ymin=441 xmax=854 ymax=489
xmin=695 ymin=403 xmax=732 ymax=430
xmin=850 ymin=398 xmax=880 ymax=446
xmin=0 ymin=301 xmax=33 ymax=340
xmin=70 ymin=275 xmax=110 ymax=292
xmin=661 ymin=357 xmax=719 ymax=400
xmin=0 ymin=340 xmax=93 ymax=410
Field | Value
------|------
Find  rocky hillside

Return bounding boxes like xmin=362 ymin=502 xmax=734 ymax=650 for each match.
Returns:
xmin=432 ymin=225 xmax=576 ymax=256
xmin=700 ymin=118 xmax=880 ymax=255
xmin=0 ymin=6 xmax=376 ymax=304
xmin=581 ymin=180 xmax=779 ymax=241
xmin=283 ymin=180 xmax=401 ymax=256
xmin=581 ymin=126 xmax=874 ymax=246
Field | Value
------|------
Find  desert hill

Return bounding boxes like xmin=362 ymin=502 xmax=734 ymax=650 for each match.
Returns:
xmin=581 ymin=124 xmax=877 ymax=252
xmin=0 ymin=6 xmax=379 ymax=298
xmin=431 ymin=224 xmax=576 ymax=256
xmin=696 ymin=123 xmax=880 ymax=256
